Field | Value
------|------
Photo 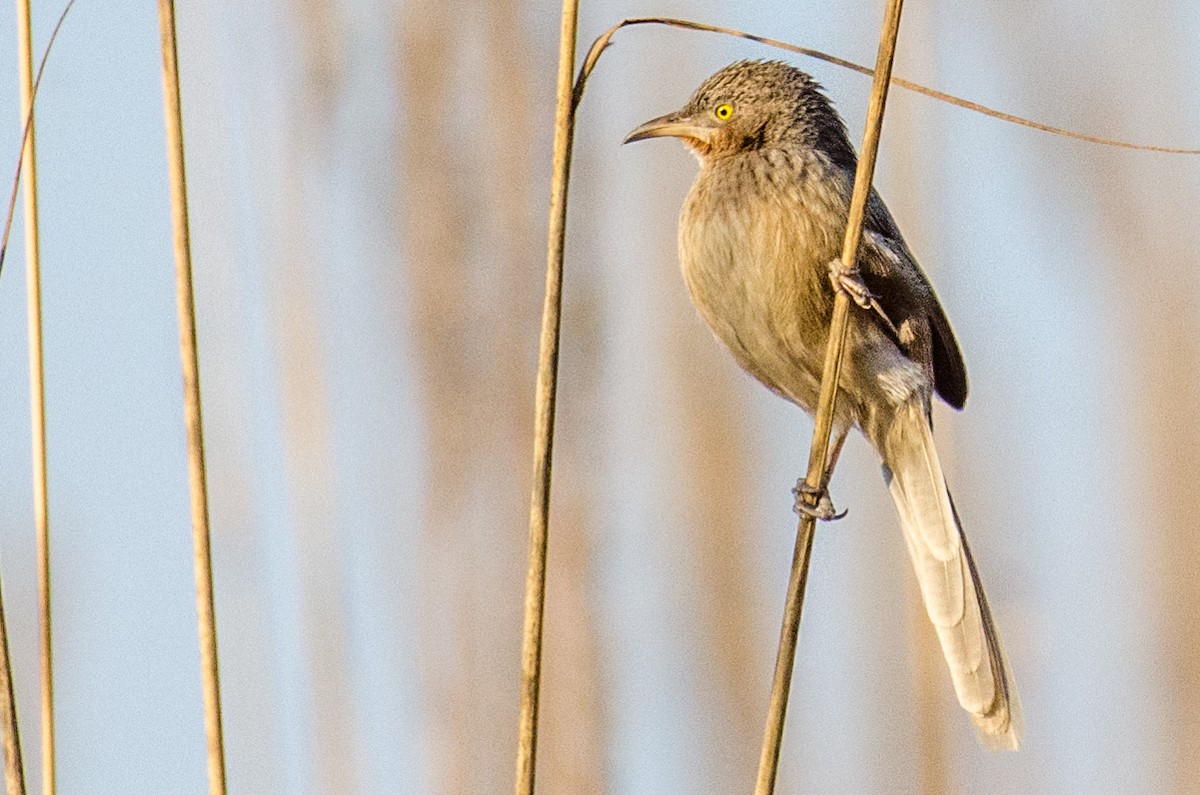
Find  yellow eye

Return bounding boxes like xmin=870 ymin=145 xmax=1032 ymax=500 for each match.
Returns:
xmin=714 ymin=103 xmax=733 ymax=120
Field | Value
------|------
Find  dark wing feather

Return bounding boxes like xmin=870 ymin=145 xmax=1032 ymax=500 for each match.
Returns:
xmin=858 ymin=191 xmax=968 ymax=410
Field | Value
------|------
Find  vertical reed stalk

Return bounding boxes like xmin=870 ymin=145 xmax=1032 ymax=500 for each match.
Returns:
xmin=155 ymin=4 xmax=227 ymax=794
xmin=754 ymin=1 xmax=906 ymax=792
xmin=13 ymin=2 xmax=52 ymax=792
xmin=515 ymin=1 xmax=579 ymax=792
xmin=0 ymin=584 xmax=23 ymax=795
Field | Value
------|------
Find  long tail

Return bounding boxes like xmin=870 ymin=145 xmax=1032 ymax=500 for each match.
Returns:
xmin=880 ymin=400 xmax=1022 ymax=750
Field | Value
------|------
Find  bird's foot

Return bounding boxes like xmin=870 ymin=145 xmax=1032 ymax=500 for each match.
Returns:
xmin=827 ymin=259 xmax=876 ymax=311
xmin=792 ymin=480 xmax=848 ymax=521
xmin=827 ymin=259 xmax=900 ymax=335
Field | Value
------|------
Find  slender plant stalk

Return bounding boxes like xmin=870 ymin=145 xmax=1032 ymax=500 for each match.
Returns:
xmin=13 ymin=2 xmax=53 ymax=792
xmin=754 ymin=1 xmax=906 ymax=792
xmin=0 ymin=584 xmax=23 ymax=795
xmin=0 ymin=4 xmax=77 ymax=793
xmin=515 ymin=1 xmax=579 ymax=792
xmin=155 ymin=4 xmax=227 ymax=794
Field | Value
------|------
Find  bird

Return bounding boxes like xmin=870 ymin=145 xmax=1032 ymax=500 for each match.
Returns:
xmin=624 ymin=59 xmax=1021 ymax=750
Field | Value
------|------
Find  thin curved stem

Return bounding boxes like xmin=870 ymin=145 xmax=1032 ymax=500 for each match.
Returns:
xmin=575 ymin=16 xmax=1200 ymax=155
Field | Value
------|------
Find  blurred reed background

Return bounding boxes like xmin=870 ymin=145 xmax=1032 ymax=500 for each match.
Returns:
xmin=0 ymin=1 xmax=1197 ymax=793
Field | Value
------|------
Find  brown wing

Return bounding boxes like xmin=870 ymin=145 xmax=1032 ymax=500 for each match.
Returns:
xmin=858 ymin=191 xmax=968 ymax=410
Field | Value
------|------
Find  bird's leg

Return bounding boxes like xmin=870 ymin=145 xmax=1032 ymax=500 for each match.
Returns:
xmin=821 ymin=426 xmax=849 ymax=491
xmin=793 ymin=427 xmax=850 ymax=521
xmin=827 ymin=258 xmax=876 ymax=309
xmin=827 ymin=259 xmax=899 ymax=337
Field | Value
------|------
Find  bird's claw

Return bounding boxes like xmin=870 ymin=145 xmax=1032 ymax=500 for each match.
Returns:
xmin=827 ymin=260 xmax=876 ymax=311
xmin=792 ymin=480 xmax=848 ymax=522
xmin=827 ymin=259 xmax=900 ymax=336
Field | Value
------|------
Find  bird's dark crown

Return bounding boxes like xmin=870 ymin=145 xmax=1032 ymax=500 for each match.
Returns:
xmin=683 ymin=60 xmax=856 ymax=167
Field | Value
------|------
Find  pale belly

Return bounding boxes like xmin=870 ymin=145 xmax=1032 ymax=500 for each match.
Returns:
xmin=677 ymin=151 xmax=926 ymax=432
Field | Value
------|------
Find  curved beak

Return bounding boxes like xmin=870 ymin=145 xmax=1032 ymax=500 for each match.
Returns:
xmin=623 ymin=110 xmax=715 ymax=145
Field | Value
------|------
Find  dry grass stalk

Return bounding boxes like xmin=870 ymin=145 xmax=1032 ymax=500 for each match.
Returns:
xmin=0 ymin=3 xmax=78 ymax=793
xmin=481 ymin=0 xmax=606 ymax=789
xmin=515 ymin=0 xmax=580 ymax=792
xmin=0 ymin=1 xmax=79 ymax=792
xmin=13 ymin=1 xmax=53 ymax=791
xmin=755 ymin=1 xmax=907 ymax=792
xmin=0 ymin=587 xmax=23 ymax=795
xmin=155 ymin=3 xmax=227 ymax=793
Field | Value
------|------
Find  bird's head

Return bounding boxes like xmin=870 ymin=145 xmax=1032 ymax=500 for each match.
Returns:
xmin=624 ymin=60 xmax=854 ymax=167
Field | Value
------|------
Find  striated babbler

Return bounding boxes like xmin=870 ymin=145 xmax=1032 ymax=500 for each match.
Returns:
xmin=625 ymin=59 xmax=1020 ymax=750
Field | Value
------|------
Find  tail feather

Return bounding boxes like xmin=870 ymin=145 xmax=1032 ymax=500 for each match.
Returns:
xmin=958 ymin=510 xmax=1025 ymax=749
xmin=881 ymin=400 xmax=1021 ymax=750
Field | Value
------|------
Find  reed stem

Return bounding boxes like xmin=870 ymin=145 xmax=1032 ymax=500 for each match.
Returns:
xmin=13 ymin=2 xmax=53 ymax=791
xmin=514 ymin=1 xmax=580 ymax=793
xmin=0 ymin=585 xmax=23 ymax=795
xmin=754 ymin=1 xmax=907 ymax=792
xmin=155 ymin=3 xmax=227 ymax=793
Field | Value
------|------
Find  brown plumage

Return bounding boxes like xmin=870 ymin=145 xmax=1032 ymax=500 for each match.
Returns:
xmin=625 ymin=60 xmax=1021 ymax=749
